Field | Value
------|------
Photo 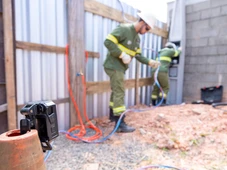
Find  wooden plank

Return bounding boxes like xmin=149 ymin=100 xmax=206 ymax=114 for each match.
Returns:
xmin=16 ymin=41 xmax=65 ymax=53
xmin=16 ymin=41 xmax=99 ymax=58
xmin=17 ymin=98 xmax=70 ymax=112
xmin=151 ymin=26 xmax=168 ymax=39
xmin=84 ymin=0 xmax=168 ymax=38
xmin=3 ymin=0 xmax=17 ymax=130
xmin=135 ymin=61 xmax=140 ymax=105
xmin=139 ymin=77 xmax=152 ymax=87
xmin=86 ymin=77 xmax=152 ymax=94
xmin=84 ymin=0 xmax=135 ymax=23
xmin=0 ymin=103 xmax=7 ymax=113
xmin=68 ymin=0 xmax=85 ymax=126
xmin=86 ymin=51 xmax=100 ymax=58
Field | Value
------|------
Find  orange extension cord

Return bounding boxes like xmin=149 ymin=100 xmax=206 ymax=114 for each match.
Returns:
xmin=65 ymin=45 xmax=102 ymax=142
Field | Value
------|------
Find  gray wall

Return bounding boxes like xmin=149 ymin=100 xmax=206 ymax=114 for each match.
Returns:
xmin=184 ymin=0 xmax=227 ymax=102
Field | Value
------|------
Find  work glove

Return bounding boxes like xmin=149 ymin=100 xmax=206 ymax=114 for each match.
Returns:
xmin=148 ymin=59 xmax=160 ymax=68
xmin=119 ymin=52 xmax=131 ymax=64
xmin=178 ymin=46 xmax=182 ymax=51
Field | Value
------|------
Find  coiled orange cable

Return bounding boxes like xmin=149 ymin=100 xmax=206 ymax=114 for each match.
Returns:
xmin=65 ymin=45 xmax=102 ymax=141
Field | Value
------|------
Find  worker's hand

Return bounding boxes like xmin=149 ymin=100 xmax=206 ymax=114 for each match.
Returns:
xmin=119 ymin=52 xmax=131 ymax=64
xmin=148 ymin=59 xmax=160 ymax=68
xmin=178 ymin=46 xmax=182 ymax=51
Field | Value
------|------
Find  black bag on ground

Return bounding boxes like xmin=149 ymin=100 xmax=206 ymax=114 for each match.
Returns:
xmin=201 ymin=85 xmax=223 ymax=104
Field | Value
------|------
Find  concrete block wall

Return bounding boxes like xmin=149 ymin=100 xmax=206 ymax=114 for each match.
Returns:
xmin=184 ymin=0 xmax=227 ymax=102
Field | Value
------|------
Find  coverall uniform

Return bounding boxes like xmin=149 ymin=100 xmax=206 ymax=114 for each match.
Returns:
xmin=151 ymin=47 xmax=181 ymax=105
xmin=103 ymin=23 xmax=150 ymax=117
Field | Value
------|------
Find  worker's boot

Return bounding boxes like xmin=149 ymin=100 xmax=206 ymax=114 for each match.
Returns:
xmin=160 ymin=99 xmax=167 ymax=106
xmin=109 ymin=108 xmax=115 ymax=122
xmin=115 ymin=115 xmax=135 ymax=133
xmin=151 ymin=99 xmax=156 ymax=106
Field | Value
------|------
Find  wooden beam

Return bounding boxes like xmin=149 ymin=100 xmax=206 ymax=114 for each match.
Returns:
xmin=135 ymin=61 xmax=140 ymax=105
xmin=17 ymin=98 xmax=70 ymax=112
xmin=0 ymin=103 xmax=7 ymax=113
xmin=84 ymin=0 xmax=168 ymax=38
xmin=16 ymin=41 xmax=99 ymax=58
xmin=84 ymin=0 xmax=135 ymax=23
xmin=151 ymin=26 xmax=168 ymax=39
xmin=86 ymin=77 xmax=152 ymax=94
xmin=68 ymin=0 xmax=85 ymax=126
xmin=3 ymin=0 xmax=17 ymax=130
xmin=16 ymin=41 xmax=65 ymax=53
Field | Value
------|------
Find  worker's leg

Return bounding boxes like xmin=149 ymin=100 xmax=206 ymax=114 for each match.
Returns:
xmin=158 ymin=72 xmax=169 ymax=105
xmin=104 ymin=68 xmax=135 ymax=132
xmin=150 ymin=71 xmax=159 ymax=106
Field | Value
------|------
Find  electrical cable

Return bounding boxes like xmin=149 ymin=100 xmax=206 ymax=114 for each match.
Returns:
xmin=137 ymin=164 xmax=186 ymax=170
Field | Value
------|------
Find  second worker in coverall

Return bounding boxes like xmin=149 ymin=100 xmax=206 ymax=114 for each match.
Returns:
xmin=150 ymin=42 xmax=182 ymax=106
xmin=103 ymin=11 xmax=160 ymax=133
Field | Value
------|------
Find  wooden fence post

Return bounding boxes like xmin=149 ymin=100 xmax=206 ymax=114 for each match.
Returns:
xmin=3 ymin=0 xmax=17 ymax=130
xmin=68 ymin=0 xmax=85 ymax=126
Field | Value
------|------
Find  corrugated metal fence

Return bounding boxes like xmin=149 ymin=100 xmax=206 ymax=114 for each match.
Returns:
xmin=14 ymin=0 xmax=166 ymax=130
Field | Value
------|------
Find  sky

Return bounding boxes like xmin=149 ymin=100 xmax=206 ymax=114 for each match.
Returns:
xmin=120 ymin=0 xmax=175 ymax=22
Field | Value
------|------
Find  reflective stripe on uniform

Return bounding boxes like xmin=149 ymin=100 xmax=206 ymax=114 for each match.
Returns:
xmin=159 ymin=92 xmax=167 ymax=98
xmin=113 ymin=106 xmax=126 ymax=114
xmin=152 ymin=95 xmax=158 ymax=99
xmin=136 ymin=48 xmax=141 ymax=54
xmin=109 ymin=102 xmax=114 ymax=107
xmin=106 ymin=34 xmax=137 ymax=57
xmin=118 ymin=44 xmax=136 ymax=56
xmin=156 ymin=56 xmax=171 ymax=62
xmin=174 ymin=51 xmax=180 ymax=57
xmin=106 ymin=34 xmax=118 ymax=44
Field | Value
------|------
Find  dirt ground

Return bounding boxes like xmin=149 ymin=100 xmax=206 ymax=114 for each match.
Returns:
xmin=46 ymin=103 xmax=227 ymax=170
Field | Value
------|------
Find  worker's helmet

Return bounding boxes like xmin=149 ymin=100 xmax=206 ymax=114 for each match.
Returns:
xmin=137 ymin=11 xmax=156 ymax=29
xmin=165 ymin=42 xmax=176 ymax=50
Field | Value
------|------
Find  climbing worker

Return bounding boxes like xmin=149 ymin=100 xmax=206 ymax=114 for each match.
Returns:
xmin=103 ymin=11 xmax=160 ymax=133
xmin=150 ymin=42 xmax=182 ymax=106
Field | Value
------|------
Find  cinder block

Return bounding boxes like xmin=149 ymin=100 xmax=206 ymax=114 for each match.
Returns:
xmin=216 ymin=64 xmax=227 ymax=73
xmin=210 ymin=15 xmax=227 ymax=26
xmin=186 ymin=12 xmax=201 ymax=22
xmin=185 ymin=57 xmax=191 ymax=64
xmin=186 ymin=39 xmax=192 ymax=47
xmin=211 ymin=0 xmax=227 ymax=8
xmin=186 ymin=47 xmax=200 ymax=56
xmin=199 ymin=28 xmax=218 ymax=38
xmin=203 ymin=74 xmax=218 ymax=82
xmin=190 ymin=38 xmax=208 ymax=47
xmin=193 ymin=1 xmax=211 ymax=12
xmin=219 ymin=27 xmax=227 ymax=36
xmin=209 ymin=37 xmax=227 ymax=45
xmin=184 ymin=64 xmax=198 ymax=73
xmin=186 ymin=47 xmax=192 ymax=56
xmin=186 ymin=5 xmax=193 ymax=14
xmin=192 ymin=19 xmax=210 ymax=30
xmin=207 ymin=56 xmax=223 ymax=64
xmin=189 ymin=56 xmax=198 ymax=64
xmin=199 ymin=46 xmax=218 ymax=55
xmin=205 ymin=65 xmax=217 ymax=73
xmin=218 ymin=46 xmax=227 ymax=55
xmin=201 ymin=9 xmax=211 ymax=19
xmin=197 ymin=65 xmax=206 ymax=73
xmin=212 ymin=7 xmax=221 ymax=17
xmin=221 ymin=5 xmax=227 ymax=15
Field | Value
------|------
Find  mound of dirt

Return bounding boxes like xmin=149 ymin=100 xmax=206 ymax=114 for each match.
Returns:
xmin=46 ymin=104 xmax=227 ymax=170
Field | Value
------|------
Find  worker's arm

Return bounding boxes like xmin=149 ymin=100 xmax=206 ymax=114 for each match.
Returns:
xmin=135 ymin=54 xmax=160 ymax=68
xmin=135 ymin=54 xmax=150 ymax=64
xmin=104 ymin=25 xmax=125 ymax=58
xmin=173 ymin=47 xmax=182 ymax=58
